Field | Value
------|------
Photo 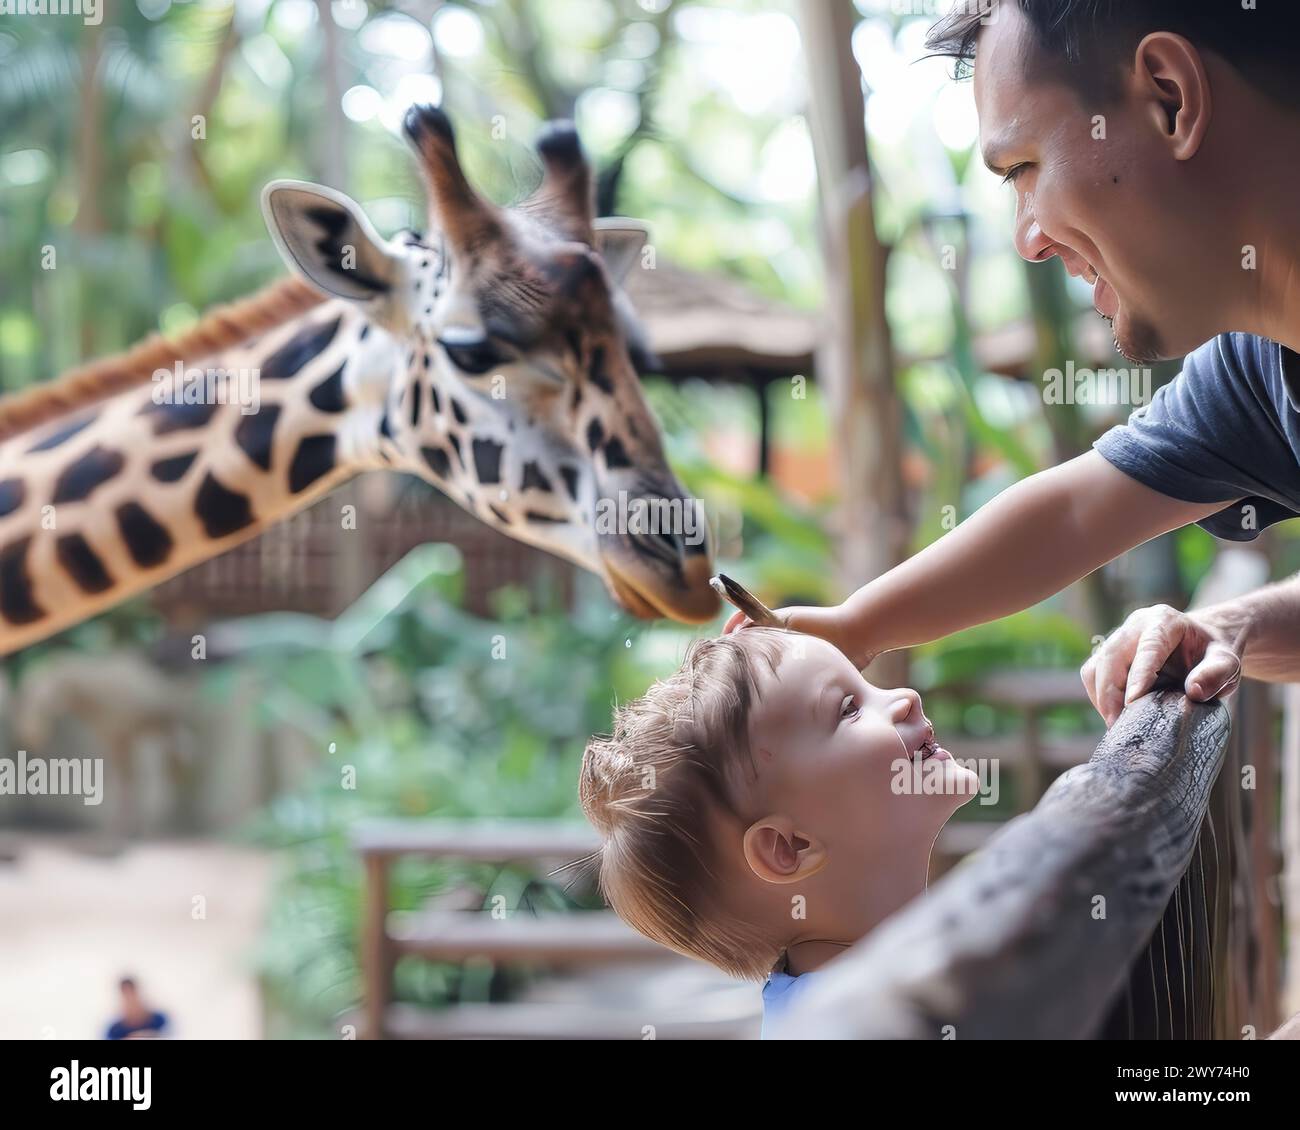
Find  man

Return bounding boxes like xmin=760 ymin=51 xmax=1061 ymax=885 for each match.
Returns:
xmin=728 ymin=1 xmax=1300 ymax=724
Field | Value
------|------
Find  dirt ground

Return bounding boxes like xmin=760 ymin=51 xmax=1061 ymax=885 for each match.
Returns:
xmin=0 ymin=835 xmax=271 ymax=1040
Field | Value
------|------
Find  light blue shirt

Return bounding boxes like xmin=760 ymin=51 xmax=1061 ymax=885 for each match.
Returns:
xmin=760 ymin=970 xmax=822 ymax=1039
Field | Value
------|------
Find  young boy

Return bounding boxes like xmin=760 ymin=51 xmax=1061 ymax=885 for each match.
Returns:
xmin=580 ymin=628 xmax=979 ymax=1038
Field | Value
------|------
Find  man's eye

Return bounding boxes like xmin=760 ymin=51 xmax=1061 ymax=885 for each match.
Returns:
xmin=439 ymin=336 xmax=503 ymax=375
xmin=1001 ymin=163 xmax=1028 ymax=186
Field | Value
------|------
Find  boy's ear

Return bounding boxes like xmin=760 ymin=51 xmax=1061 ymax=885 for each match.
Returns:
xmin=593 ymin=217 xmax=649 ymax=286
xmin=261 ymin=180 xmax=401 ymax=302
xmin=743 ymin=819 xmax=827 ymax=884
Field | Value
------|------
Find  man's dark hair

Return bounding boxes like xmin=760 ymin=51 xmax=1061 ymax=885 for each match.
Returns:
xmin=927 ymin=1 xmax=1300 ymax=108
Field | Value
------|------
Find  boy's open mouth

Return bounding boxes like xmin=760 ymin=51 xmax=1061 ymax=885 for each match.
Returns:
xmin=914 ymin=737 xmax=951 ymax=763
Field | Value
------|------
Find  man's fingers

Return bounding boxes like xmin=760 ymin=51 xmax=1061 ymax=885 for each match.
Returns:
xmin=721 ymin=610 xmax=752 ymax=635
xmin=1124 ymin=617 xmax=1187 ymax=706
xmin=1079 ymin=654 xmax=1102 ymax=718
xmin=1186 ymin=643 xmax=1242 ymax=701
xmin=1093 ymin=641 xmax=1137 ymax=726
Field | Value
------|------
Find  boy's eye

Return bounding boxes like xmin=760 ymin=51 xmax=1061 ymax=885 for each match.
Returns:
xmin=840 ymin=695 xmax=860 ymax=720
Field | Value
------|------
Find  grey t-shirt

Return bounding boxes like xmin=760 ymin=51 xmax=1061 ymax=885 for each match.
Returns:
xmin=1093 ymin=333 xmax=1300 ymax=541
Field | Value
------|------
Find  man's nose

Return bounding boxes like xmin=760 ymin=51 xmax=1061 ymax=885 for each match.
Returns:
xmin=1014 ymin=203 xmax=1055 ymax=265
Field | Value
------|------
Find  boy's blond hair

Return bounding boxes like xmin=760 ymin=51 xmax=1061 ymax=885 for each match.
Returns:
xmin=580 ymin=628 xmax=790 ymax=980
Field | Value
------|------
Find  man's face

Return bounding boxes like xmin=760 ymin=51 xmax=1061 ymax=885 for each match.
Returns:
xmin=973 ymin=7 xmax=1218 ymax=363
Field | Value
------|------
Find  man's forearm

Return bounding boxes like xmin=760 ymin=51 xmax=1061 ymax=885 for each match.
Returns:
xmin=833 ymin=453 xmax=1224 ymax=666
xmin=1198 ymin=573 xmax=1300 ymax=683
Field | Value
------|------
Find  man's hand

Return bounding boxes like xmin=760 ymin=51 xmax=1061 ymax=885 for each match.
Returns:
xmin=1080 ymin=604 xmax=1243 ymax=726
xmin=721 ymin=603 xmax=872 ymax=667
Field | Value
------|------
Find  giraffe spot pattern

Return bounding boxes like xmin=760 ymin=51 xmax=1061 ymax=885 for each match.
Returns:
xmin=0 ymin=537 xmax=43 ymax=624
xmin=559 ymin=465 xmax=580 ymax=502
xmin=56 ymin=532 xmax=113 ymax=593
xmin=451 ymin=398 xmax=468 ymax=425
xmin=0 ymin=478 xmax=25 ymax=517
xmin=288 ymin=435 xmax=337 ymax=494
xmin=261 ymin=316 xmax=341 ymax=380
xmin=588 ymin=346 xmax=614 ymax=394
xmin=143 ymin=400 xmax=217 ymax=436
xmin=586 ymin=417 xmax=604 ymax=453
xmin=308 ymin=363 xmax=347 ymax=413
xmin=27 ymin=414 xmax=94 ymax=453
xmin=150 ymin=452 xmax=198 ymax=483
xmin=234 ymin=404 xmax=282 ymax=472
xmin=116 ymin=501 xmax=174 ymax=567
xmin=488 ymin=503 xmax=511 ymax=525
xmin=409 ymin=382 xmax=422 ymax=429
xmin=520 ymin=461 xmax=552 ymax=494
xmin=421 ymin=446 xmax=451 ymax=479
xmin=52 ymin=445 xmax=126 ymax=504
xmin=603 ymin=435 xmax=633 ymax=470
xmin=194 ymin=473 xmax=254 ymax=538
xmin=471 ymin=437 xmax=503 ymax=485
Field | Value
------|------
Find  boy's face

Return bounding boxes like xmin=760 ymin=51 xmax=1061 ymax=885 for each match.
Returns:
xmin=738 ymin=636 xmax=978 ymax=886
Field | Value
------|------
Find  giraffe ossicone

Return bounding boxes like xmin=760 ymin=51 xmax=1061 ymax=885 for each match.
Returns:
xmin=0 ymin=105 xmax=720 ymax=656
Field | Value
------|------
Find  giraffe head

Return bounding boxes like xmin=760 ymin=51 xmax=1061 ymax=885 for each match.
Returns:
xmin=261 ymin=105 xmax=719 ymax=623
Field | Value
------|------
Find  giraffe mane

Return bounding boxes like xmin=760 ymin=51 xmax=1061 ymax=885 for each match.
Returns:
xmin=0 ymin=275 xmax=327 ymax=443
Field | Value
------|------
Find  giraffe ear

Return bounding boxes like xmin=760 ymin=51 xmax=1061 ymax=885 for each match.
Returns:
xmin=593 ymin=218 xmax=650 ymax=286
xmin=261 ymin=180 xmax=401 ymax=303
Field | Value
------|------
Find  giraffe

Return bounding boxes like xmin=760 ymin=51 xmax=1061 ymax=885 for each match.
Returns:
xmin=0 ymin=105 xmax=720 ymax=657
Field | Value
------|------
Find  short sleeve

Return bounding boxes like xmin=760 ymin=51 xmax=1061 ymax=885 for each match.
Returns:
xmin=1093 ymin=334 xmax=1300 ymax=541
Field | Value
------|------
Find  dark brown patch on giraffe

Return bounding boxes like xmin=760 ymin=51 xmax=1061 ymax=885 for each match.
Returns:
xmin=488 ymin=503 xmax=511 ymax=525
xmin=409 ymin=383 xmax=422 ymax=429
xmin=142 ymin=399 xmax=217 ymax=436
xmin=116 ymin=501 xmax=175 ymax=567
xmin=447 ymin=432 xmax=463 ymax=468
xmin=288 ymin=435 xmax=337 ymax=494
xmin=56 ymin=532 xmax=113 ymax=594
xmin=0 ymin=537 xmax=42 ymax=624
xmin=451 ymin=398 xmax=469 ymax=425
xmin=525 ymin=510 xmax=566 ymax=524
xmin=150 ymin=453 xmax=198 ymax=483
xmin=195 ymin=473 xmax=254 ymax=538
xmin=234 ymin=404 xmax=282 ymax=472
xmin=421 ymin=446 xmax=452 ymax=479
xmin=586 ymin=417 xmax=604 ymax=453
xmin=571 ymin=384 xmax=582 ymax=413
xmin=379 ymin=411 xmax=393 ymax=440
xmin=359 ymin=324 xmax=370 ymax=342
xmin=430 ymin=384 xmax=442 ymax=415
xmin=520 ymin=461 xmax=552 ymax=494
xmin=308 ymin=363 xmax=347 ymax=413
xmin=0 ymin=478 xmax=24 ymax=517
xmin=471 ymin=437 xmax=503 ymax=485
xmin=52 ymin=445 xmax=125 ymax=504
xmin=28 ymin=413 xmax=94 ymax=453
xmin=603 ymin=435 xmax=633 ymax=470
xmin=588 ymin=346 xmax=614 ymax=394
xmin=261 ymin=316 xmax=342 ymax=380
xmin=559 ymin=465 xmax=580 ymax=502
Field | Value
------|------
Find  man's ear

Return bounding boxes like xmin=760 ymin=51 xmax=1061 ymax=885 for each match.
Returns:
xmin=593 ymin=217 xmax=650 ymax=285
xmin=261 ymin=180 xmax=402 ymax=302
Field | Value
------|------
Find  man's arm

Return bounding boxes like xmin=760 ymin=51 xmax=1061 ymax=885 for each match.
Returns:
xmin=728 ymin=451 xmax=1229 ymax=669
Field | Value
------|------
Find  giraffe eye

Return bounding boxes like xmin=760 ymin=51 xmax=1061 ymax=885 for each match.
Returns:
xmin=438 ymin=334 xmax=503 ymax=375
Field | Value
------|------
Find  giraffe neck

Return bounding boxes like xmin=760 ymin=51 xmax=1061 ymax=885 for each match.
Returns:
xmin=0 ymin=302 xmax=389 ymax=655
